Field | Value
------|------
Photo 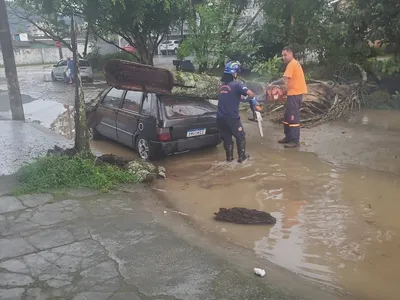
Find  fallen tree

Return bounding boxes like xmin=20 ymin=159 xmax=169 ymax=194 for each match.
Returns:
xmin=83 ymin=60 xmax=368 ymax=129
xmin=265 ymin=80 xmax=367 ymax=128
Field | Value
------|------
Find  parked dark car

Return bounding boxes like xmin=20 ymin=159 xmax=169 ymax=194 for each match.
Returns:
xmin=88 ymin=87 xmax=221 ymax=160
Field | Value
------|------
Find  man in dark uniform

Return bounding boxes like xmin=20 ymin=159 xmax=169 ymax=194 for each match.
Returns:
xmin=217 ymin=61 xmax=260 ymax=163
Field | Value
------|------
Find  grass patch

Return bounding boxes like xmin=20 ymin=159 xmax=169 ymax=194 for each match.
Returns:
xmin=14 ymin=154 xmax=140 ymax=195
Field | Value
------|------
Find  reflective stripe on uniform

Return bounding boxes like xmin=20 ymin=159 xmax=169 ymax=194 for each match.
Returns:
xmin=283 ymin=122 xmax=300 ymax=127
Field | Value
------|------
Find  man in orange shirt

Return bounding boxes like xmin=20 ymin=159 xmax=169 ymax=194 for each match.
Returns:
xmin=271 ymin=46 xmax=307 ymax=148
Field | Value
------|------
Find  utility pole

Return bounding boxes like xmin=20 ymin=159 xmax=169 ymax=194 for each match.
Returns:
xmin=0 ymin=0 xmax=25 ymax=121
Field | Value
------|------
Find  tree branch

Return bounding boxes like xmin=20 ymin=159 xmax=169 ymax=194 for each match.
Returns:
xmin=8 ymin=5 xmax=75 ymax=52
xmin=234 ymin=6 xmax=263 ymax=40
xmin=90 ymin=26 xmax=140 ymax=60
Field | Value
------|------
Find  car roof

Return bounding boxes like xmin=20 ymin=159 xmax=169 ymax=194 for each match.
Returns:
xmin=59 ymin=59 xmax=89 ymax=61
xmin=158 ymin=94 xmax=206 ymax=101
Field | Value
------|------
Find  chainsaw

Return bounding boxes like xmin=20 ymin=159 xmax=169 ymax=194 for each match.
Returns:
xmin=249 ymin=100 xmax=264 ymax=138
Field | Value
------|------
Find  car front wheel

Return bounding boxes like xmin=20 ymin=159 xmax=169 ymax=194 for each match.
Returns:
xmin=51 ymin=72 xmax=57 ymax=82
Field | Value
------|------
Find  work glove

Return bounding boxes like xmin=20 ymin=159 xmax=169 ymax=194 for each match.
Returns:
xmin=249 ymin=97 xmax=262 ymax=112
xmin=249 ymin=96 xmax=258 ymax=107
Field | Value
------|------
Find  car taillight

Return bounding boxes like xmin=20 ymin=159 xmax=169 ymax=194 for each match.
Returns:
xmin=156 ymin=128 xmax=171 ymax=141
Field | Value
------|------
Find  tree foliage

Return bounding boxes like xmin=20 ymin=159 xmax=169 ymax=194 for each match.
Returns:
xmin=255 ymin=0 xmax=342 ymax=60
xmin=8 ymin=1 xmax=77 ymax=52
xmin=256 ymin=0 xmax=400 ymax=64
xmin=11 ymin=0 xmax=186 ymax=65
xmin=11 ymin=0 xmax=91 ymax=151
xmin=181 ymin=0 xmax=261 ymax=72
xmin=85 ymin=0 xmax=183 ymax=65
xmin=351 ymin=0 xmax=400 ymax=55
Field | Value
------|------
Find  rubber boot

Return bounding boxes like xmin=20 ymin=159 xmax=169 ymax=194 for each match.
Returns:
xmin=237 ymin=139 xmax=249 ymax=163
xmin=225 ymin=144 xmax=234 ymax=162
xmin=278 ymin=137 xmax=289 ymax=144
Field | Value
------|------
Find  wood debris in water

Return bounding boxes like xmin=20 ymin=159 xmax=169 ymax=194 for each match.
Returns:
xmin=214 ymin=207 xmax=276 ymax=225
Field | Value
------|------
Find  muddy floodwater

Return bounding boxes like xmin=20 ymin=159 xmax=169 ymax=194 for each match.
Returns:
xmin=155 ymin=110 xmax=400 ymax=300
xmin=87 ymin=109 xmax=400 ymax=300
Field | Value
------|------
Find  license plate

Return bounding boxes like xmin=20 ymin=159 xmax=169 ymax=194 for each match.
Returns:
xmin=187 ymin=128 xmax=206 ymax=137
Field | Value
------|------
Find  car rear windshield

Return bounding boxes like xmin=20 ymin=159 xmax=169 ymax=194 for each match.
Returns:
xmin=161 ymin=96 xmax=216 ymax=119
xmin=79 ymin=60 xmax=90 ymax=67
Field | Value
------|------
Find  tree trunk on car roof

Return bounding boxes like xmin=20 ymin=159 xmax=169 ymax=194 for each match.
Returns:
xmin=171 ymin=71 xmax=265 ymax=99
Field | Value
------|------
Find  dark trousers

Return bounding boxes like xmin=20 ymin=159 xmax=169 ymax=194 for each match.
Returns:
xmin=217 ymin=117 xmax=245 ymax=150
xmin=284 ymin=94 xmax=302 ymax=143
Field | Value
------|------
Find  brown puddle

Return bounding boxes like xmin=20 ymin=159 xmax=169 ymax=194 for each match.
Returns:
xmin=57 ymin=108 xmax=400 ymax=300
xmin=152 ymin=109 xmax=400 ymax=300
xmin=155 ymin=148 xmax=400 ymax=300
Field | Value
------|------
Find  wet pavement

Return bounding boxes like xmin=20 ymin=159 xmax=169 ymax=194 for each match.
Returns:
xmin=47 ymin=96 xmax=400 ymax=300
xmin=0 ymin=185 xmax=331 ymax=300
xmin=0 ymin=121 xmax=72 ymax=176
xmin=2 ymin=63 xmax=400 ymax=299
xmin=0 ymin=66 xmax=106 ymax=125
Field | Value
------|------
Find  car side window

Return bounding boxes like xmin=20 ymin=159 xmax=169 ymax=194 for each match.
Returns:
xmin=141 ymin=94 xmax=151 ymax=115
xmin=102 ymin=88 xmax=124 ymax=108
xmin=122 ymin=91 xmax=142 ymax=113
xmin=59 ymin=61 xmax=67 ymax=67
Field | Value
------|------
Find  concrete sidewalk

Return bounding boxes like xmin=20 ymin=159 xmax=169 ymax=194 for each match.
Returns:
xmin=0 ymin=121 xmax=72 ymax=176
xmin=0 ymin=185 xmax=311 ymax=300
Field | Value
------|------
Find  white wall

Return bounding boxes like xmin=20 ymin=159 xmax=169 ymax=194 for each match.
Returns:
xmin=0 ymin=44 xmax=89 ymax=66
xmin=91 ymin=41 xmax=119 ymax=55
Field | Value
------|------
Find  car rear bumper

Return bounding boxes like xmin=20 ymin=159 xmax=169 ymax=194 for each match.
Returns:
xmin=81 ymin=74 xmax=94 ymax=80
xmin=151 ymin=133 xmax=221 ymax=156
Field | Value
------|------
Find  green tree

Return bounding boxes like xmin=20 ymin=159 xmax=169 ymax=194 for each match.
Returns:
xmin=182 ymin=0 xmax=261 ymax=72
xmin=86 ymin=0 xmax=184 ymax=65
xmin=255 ymin=0 xmax=331 ymax=60
xmin=12 ymin=0 xmax=185 ymax=65
xmin=13 ymin=0 xmax=90 ymax=152
xmin=351 ymin=0 xmax=400 ymax=56
xmin=254 ymin=0 xmax=378 ymax=69
xmin=8 ymin=2 xmax=76 ymax=52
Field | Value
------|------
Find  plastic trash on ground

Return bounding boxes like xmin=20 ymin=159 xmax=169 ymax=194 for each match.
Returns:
xmin=254 ymin=268 xmax=266 ymax=277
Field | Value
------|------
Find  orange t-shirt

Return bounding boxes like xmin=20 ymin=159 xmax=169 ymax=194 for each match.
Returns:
xmin=283 ymin=59 xmax=308 ymax=96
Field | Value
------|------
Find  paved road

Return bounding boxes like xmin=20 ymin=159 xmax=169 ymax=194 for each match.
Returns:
xmin=0 ymin=66 xmax=105 ymax=125
xmin=0 ymin=185 xmax=311 ymax=300
xmin=0 ymin=55 xmax=185 ymax=125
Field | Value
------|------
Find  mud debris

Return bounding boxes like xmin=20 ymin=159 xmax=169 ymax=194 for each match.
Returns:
xmin=214 ymin=207 xmax=276 ymax=225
